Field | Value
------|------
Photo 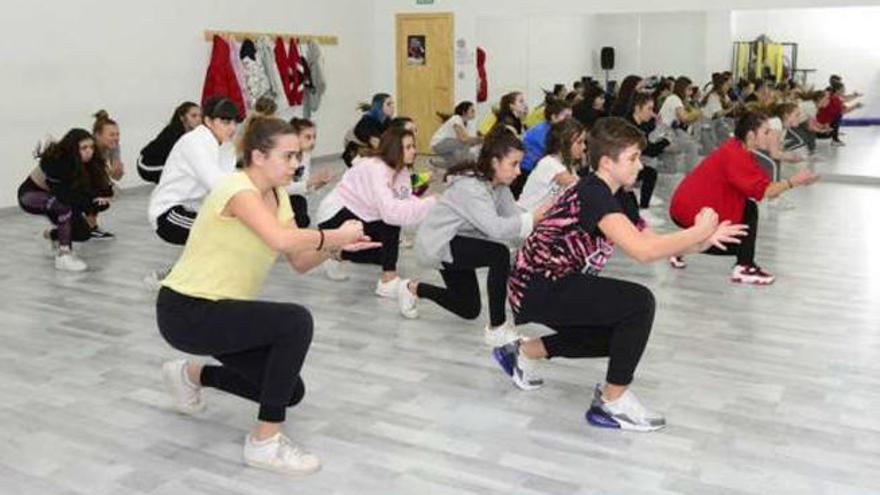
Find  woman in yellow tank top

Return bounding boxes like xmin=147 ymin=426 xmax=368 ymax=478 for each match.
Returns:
xmin=156 ymin=117 xmax=377 ymax=477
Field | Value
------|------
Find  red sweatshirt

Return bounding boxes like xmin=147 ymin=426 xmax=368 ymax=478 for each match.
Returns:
xmin=816 ymin=95 xmax=843 ymax=125
xmin=670 ymin=138 xmax=770 ymax=226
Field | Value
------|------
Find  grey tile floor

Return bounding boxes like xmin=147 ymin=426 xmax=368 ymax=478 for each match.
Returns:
xmin=1 ymin=130 xmax=879 ymax=494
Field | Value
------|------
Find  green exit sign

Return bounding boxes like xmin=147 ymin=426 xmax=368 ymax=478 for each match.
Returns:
xmin=416 ymin=0 xmax=435 ymax=4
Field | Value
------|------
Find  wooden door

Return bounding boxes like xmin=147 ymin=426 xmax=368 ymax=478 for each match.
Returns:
xmin=396 ymin=13 xmax=454 ymax=153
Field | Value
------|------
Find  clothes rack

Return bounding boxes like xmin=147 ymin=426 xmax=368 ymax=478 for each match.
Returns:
xmin=204 ymin=29 xmax=338 ymax=46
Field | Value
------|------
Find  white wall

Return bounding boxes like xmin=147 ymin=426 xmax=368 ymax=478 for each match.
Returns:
xmin=732 ymin=6 xmax=880 ymax=117
xmin=0 ymin=0 xmax=373 ymax=209
xmin=371 ymin=0 xmax=880 ymax=108
xmin=474 ymin=15 xmax=593 ymax=113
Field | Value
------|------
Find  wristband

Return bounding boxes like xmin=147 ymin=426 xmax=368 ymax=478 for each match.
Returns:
xmin=316 ymin=229 xmax=325 ymax=251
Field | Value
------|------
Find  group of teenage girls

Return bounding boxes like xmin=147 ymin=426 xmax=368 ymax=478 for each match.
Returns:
xmin=17 ymin=67 xmax=839 ymax=476
xmin=17 ymin=111 xmax=122 ymax=271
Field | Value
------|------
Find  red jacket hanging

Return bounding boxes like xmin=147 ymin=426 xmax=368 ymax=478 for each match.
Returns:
xmin=289 ymin=38 xmax=306 ymax=105
xmin=476 ymin=47 xmax=488 ymax=103
xmin=201 ymin=35 xmax=245 ymax=120
xmin=274 ymin=37 xmax=306 ymax=106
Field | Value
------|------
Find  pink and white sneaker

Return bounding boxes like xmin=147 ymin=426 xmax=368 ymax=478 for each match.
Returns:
xmin=731 ymin=264 xmax=775 ymax=285
xmin=669 ymin=256 xmax=687 ymax=269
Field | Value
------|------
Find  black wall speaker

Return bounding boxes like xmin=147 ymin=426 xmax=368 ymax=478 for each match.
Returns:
xmin=600 ymin=47 xmax=615 ymax=71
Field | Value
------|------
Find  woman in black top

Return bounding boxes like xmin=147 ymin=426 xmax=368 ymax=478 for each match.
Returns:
xmin=610 ymin=75 xmax=644 ymax=118
xmin=18 ymin=129 xmax=113 ymax=271
xmin=342 ymin=93 xmax=395 ymax=167
xmin=626 ymin=93 xmax=671 ymax=225
xmin=139 ymin=101 xmax=201 ymax=183
xmin=573 ymin=85 xmax=607 ymax=130
xmin=492 ymin=91 xmax=528 ymax=137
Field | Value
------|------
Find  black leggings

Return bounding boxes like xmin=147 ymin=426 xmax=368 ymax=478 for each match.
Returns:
xmin=637 ymin=166 xmax=657 ymax=209
xmin=137 ymin=156 xmax=163 ymax=184
xmin=157 ymin=287 xmax=313 ymax=423
xmin=318 ymin=207 xmax=400 ymax=272
xmin=515 ymin=274 xmax=655 ymax=386
xmin=156 ymin=205 xmax=197 ymax=246
xmin=18 ymin=178 xmax=91 ymax=247
xmin=289 ymin=194 xmax=311 ymax=228
xmin=674 ymin=199 xmax=758 ymax=267
xmin=416 ymin=236 xmax=510 ymax=327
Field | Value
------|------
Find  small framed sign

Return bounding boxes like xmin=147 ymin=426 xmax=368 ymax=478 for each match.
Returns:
xmin=407 ymin=35 xmax=426 ymax=65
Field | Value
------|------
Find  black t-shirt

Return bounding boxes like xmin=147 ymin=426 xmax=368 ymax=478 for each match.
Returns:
xmin=578 ymin=173 xmax=640 ymax=237
xmin=573 ymin=103 xmax=604 ymax=129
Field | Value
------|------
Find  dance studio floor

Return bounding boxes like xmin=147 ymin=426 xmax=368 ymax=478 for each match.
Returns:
xmin=1 ymin=129 xmax=878 ymax=494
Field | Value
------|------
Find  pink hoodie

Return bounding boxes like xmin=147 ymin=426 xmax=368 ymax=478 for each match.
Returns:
xmin=336 ymin=157 xmax=436 ymax=226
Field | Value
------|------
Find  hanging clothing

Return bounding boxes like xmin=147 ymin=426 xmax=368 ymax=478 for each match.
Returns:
xmin=228 ymin=39 xmax=250 ymax=114
xmin=201 ymin=35 xmax=245 ymax=120
xmin=274 ymin=37 xmax=302 ymax=106
xmin=303 ymin=40 xmax=326 ymax=118
xmin=257 ymin=36 xmax=288 ymax=111
xmin=239 ymin=38 xmax=273 ymax=107
xmin=289 ymin=39 xmax=306 ymax=106
xmin=476 ymin=47 xmax=488 ymax=103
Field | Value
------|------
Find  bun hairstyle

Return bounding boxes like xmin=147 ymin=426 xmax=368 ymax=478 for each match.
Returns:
xmin=254 ymin=96 xmax=278 ymax=116
xmin=238 ymin=116 xmax=296 ymax=168
xmin=92 ymin=109 xmax=118 ymax=136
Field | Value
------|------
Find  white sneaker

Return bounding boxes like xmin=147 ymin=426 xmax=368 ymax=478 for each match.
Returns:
xmin=586 ymin=385 xmax=666 ymax=432
xmin=397 ymin=279 xmax=419 ymax=319
xmin=648 ymin=196 xmax=665 ymax=207
xmin=243 ymin=433 xmax=321 ymax=477
xmin=55 ymin=250 xmax=87 ymax=272
xmin=640 ymin=209 xmax=667 ymax=228
xmin=669 ymin=256 xmax=687 ymax=269
xmin=491 ymin=339 xmax=544 ymax=391
xmin=483 ymin=320 xmax=521 ymax=347
xmin=161 ymin=359 xmax=205 ymax=415
xmin=322 ymin=258 xmax=349 ymax=281
xmin=731 ymin=264 xmax=775 ymax=285
xmin=375 ymin=277 xmax=401 ymax=299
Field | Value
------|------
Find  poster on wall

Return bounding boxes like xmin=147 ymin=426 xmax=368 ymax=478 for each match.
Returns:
xmin=407 ymin=35 xmax=426 ymax=65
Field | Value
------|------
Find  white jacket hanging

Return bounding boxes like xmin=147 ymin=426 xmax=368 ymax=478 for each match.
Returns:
xmin=257 ymin=36 xmax=289 ymax=111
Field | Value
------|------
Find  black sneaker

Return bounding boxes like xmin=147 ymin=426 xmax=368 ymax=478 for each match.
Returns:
xmin=90 ymin=227 xmax=116 ymax=240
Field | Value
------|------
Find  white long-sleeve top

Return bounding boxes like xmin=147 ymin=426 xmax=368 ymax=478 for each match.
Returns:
xmin=148 ymin=125 xmax=237 ymax=228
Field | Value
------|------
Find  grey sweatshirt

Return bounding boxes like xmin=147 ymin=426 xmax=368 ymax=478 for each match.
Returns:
xmin=415 ymin=175 xmax=533 ymax=268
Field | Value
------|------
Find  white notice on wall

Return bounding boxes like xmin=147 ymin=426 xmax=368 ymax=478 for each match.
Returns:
xmin=456 ymin=47 xmax=474 ymax=65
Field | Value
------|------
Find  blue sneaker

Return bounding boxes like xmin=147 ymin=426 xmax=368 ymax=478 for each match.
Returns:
xmin=491 ymin=340 xmax=543 ymax=391
xmin=586 ymin=384 xmax=666 ymax=432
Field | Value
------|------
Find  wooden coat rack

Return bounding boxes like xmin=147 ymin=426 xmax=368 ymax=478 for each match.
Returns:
xmin=204 ymin=29 xmax=338 ymax=46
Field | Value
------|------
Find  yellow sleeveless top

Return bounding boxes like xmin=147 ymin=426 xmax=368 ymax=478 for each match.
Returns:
xmin=162 ymin=172 xmax=293 ymax=301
